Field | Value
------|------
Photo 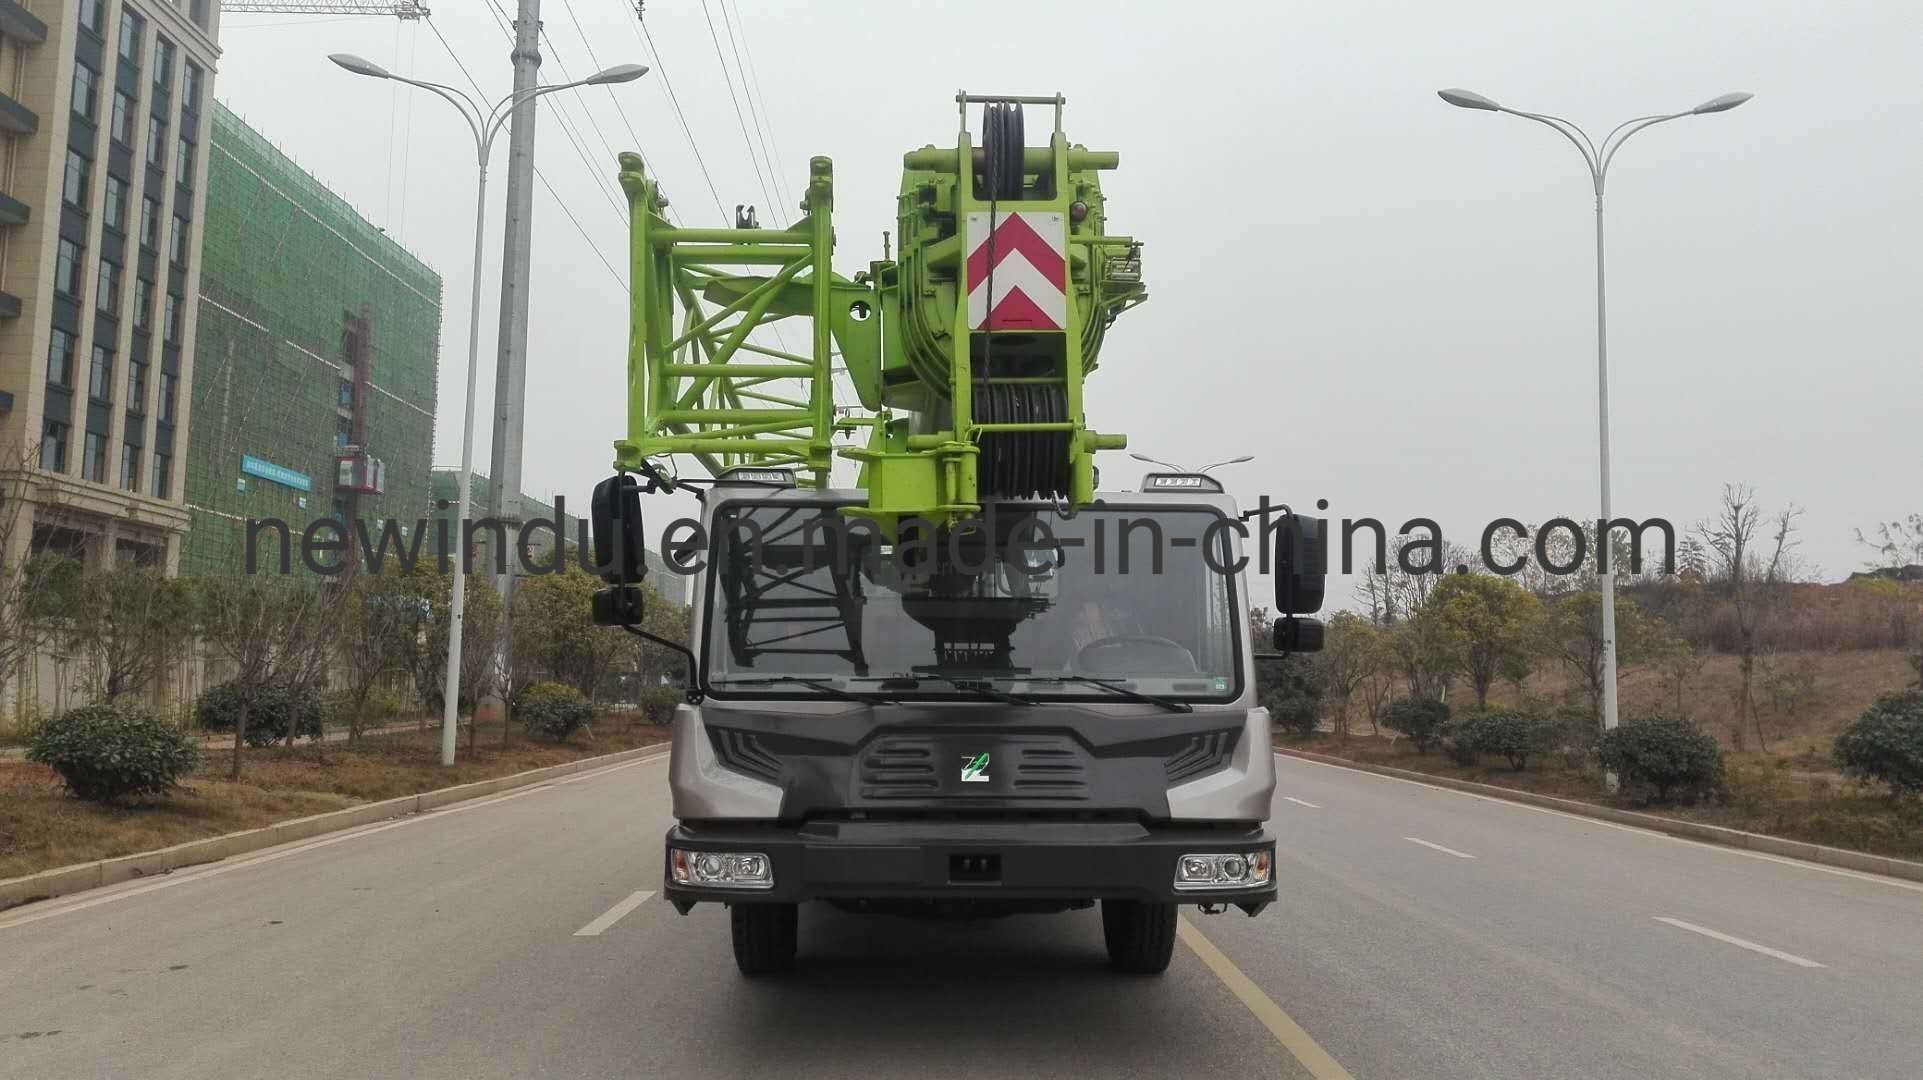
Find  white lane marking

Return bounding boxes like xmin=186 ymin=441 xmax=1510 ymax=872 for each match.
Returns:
xmin=1652 ymin=917 xmax=1825 ymax=968
xmin=1177 ymin=918 xmax=1356 ymax=1079
xmin=573 ymin=890 xmax=655 ymax=936
xmin=1404 ymin=837 xmax=1476 ymax=860
xmin=0 ymin=752 xmax=672 ymax=931
xmin=1284 ymin=797 xmax=1322 ymax=809
xmin=1279 ymin=753 xmax=1923 ymax=895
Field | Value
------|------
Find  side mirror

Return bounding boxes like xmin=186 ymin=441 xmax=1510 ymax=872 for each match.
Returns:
xmin=591 ymin=473 xmax=647 ymax=585
xmin=1272 ymin=616 xmax=1325 ymax=653
xmin=591 ymin=473 xmax=648 ymax=628
xmin=1272 ymin=513 xmax=1326 ymax=616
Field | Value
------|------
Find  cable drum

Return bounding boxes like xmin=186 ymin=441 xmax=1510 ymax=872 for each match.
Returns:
xmin=979 ymin=103 xmax=1025 ymax=199
xmin=974 ymin=382 xmax=1070 ymax=500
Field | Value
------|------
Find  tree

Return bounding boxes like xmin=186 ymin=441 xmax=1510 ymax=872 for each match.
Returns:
xmin=1386 ymin=605 xmax=1458 ymax=702
xmin=197 ymin=576 xmax=338 ymax=779
xmin=1425 ymin=573 xmax=1542 ymax=707
xmin=340 ymin=570 xmax=418 ymax=741
xmin=1541 ymin=589 xmax=1661 ymax=727
xmin=0 ymin=446 xmax=75 ymax=708
xmin=1315 ymin=612 xmax=1384 ymax=739
xmin=1653 ymin=637 xmax=1707 ymax=715
xmin=390 ymin=565 xmax=502 ymax=750
xmin=53 ymin=566 xmax=194 ymax=705
xmin=512 ymin=568 xmax=626 ymax=704
xmin=1856 ymin=514 xmax=1923 ymax=684
xmin=1697 ymin=483 xmax=1801 ymax=750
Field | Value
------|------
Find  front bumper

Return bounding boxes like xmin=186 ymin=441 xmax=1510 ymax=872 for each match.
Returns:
xmin=662 ymin=820 xmax=1276 ymax=908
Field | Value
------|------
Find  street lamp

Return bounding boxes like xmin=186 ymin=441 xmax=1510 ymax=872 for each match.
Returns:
xmin=330 ymin=53 xmax=648 ymax=766
xmin=1129 ymin=452 xmax=1254 ymax=475
xmin=1438 ymin=86 xmax=1751 ymax=768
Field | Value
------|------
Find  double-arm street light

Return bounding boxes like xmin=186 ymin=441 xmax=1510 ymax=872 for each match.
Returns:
xmin=1129 ymin=452 xmax=1255 ymax=475
xmin=1437 ymin=86 xmax=1751 ymax=760
xmin=330 ymin=53 xmax=648 ymax=766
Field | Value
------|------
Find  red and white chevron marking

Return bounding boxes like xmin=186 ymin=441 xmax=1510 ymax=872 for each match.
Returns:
xmin=965 ymin=211 xmax=1067 ymax=331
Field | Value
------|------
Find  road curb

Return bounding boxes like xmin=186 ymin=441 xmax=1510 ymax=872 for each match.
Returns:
xmin=0 ymin=741 xmax=671 ymax=912
xmin=1276 ymin=747 xmax=1923 ymax=884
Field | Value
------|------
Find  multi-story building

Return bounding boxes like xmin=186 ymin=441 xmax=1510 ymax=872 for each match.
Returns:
xmin=0 ymin=0 xmax=222 ymax=572
xmin=180 ymin=103 xmax=440 ymax=577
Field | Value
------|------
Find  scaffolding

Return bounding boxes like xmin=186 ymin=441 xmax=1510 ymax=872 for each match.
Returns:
xmin=181 ymin=103 xmax=443 ymax=576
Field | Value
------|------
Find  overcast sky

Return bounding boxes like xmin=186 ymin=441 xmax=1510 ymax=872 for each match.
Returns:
xmin=216 ymin=0 xmax=1919 ymax=603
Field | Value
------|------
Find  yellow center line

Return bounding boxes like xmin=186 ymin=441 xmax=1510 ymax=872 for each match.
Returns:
xmin=1178 ymin=917 xmax=1356 ymax=1080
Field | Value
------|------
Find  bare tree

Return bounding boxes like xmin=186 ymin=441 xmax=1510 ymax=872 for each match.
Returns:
xmin=0 ymin=445 xmax=77 ymax=712
xmin=198 ymin=576 xmax=337 ymax=779
xmin=1697 ymin=483 xmax=1802 ymax=751
xmin=62 ymin=567 xmax=194 ymax=705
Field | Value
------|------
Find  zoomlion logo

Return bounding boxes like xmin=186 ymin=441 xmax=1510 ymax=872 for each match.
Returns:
xmin=960 ymin=752 xmax=991 ymax=783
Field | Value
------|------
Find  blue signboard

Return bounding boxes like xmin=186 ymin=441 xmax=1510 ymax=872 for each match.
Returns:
xmin=240 ymin=454 xmax=312 ymax=492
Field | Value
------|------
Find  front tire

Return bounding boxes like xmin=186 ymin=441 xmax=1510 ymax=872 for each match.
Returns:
xmin=730 ymin=903 xmax=798 ymax=976
xmin=1102 ymin=900 xmax=1177 ymax=974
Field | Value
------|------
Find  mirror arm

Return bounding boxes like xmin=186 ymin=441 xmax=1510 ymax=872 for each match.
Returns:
xmin=621 ymin=625 xmax=702 ymax=705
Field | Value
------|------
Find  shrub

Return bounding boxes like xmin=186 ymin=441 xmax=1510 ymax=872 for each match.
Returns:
xmin=1596 ymin=715 xmax=1723 ymax=803
xmin=1460 ymin=710 xmax=1557 ymax=771
xmin=518 ymin=681 xmax=592 ymax=742
xmin=28 ymin=703 xmax=200 ymax=802
xmin=1383 ymin=697 xmax=1449 ymax=754
xmin=1833 ymin=689 xmax=1923 ymax=796
xmin=637 ymin=686 xmax=682 ymax=727
xmin=1440 ymin=715 xmax=1481 ymax=766
xmin=195 ymin=683 xmax=324 ymax=746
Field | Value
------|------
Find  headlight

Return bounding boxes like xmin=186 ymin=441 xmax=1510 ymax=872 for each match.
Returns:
xmin=1173 ymin=849 xmax=1272 ymax=891
xmin=670 ymin=848 xmax=774 ymax=889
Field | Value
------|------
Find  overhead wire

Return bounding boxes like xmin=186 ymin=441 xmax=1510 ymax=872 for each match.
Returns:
xmin=479 ymin=0 xmax=628 ymax=224
xmin=717 ymin=0 xmax=786 ymax=211
xmin=696 ymin=0 xmax=780 ymax=225
xmin=629 ymin=7 xmax=728 ymax=224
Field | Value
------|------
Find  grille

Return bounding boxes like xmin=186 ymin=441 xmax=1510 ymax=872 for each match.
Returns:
xmin=1012 ymin=745 xmax=1087 ymax=797
xmin=1164 ymin=730 xmax=1237 ymax=785
xmin=858 ymin=740 xmax=939 ymax=796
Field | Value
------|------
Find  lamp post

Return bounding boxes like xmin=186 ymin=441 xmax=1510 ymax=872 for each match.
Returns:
xmin=1129 ymin=452 xmax=1254 ymax=475
xmin=330 ymin=53 xmax=648 ymax=766
xmin=1438 ymin=87 xmax=1750 ymax=776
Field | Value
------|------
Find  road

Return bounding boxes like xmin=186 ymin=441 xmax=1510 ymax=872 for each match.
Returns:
xmin=4 ymin=751 xmax=1920 ymax=1079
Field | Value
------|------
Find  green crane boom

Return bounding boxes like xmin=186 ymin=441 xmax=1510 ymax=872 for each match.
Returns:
xmin=613 ymin=93 xmax=1146 ymax=532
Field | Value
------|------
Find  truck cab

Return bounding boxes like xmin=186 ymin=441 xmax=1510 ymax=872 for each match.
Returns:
xmin=633 ymin=470 xmax=1323 ymax=975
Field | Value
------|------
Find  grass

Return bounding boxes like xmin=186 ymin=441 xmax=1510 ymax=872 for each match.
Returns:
xmin=0 ymin=718 xmax=671 ymax=882
xmin=1283 ymin=731 xmax=1923 ymax=861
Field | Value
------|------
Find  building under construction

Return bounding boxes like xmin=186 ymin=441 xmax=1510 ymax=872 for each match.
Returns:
xmin=181 ymin=101 xmax=440 ymax=576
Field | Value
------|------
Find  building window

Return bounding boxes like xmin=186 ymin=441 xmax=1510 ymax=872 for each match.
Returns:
xmin=80 ymin=0 xmax=106 ymax=34
xmin=118 ymin=9 xmax=144 ymax=64
xmin=82 ymin=432 xmax=108 ymax=483
xmin=164 ymin=293 xmax=182 ymax=343
xmin=141 ymin=196 xmax=161 ymax=250
xmin=63 ymin=149 xmax=91 ymax=209
xmin=338 ymin=379 xmax=355 ymax=408
xmin=89 ymin=345 xmax=114 ymax=402
xmin=122 ymin=444 xmax=141 ymax=492
xmin=111 ymin=91 xmax=135 ymax=146
xmin=134 ymin=278 xmax=154 ymax=331
xmin=56 ymin=238 xmax=85 ymax=297
xmin=183 ymin=62 xmax=204 ymax=112
xmin=151 ymin=450 xmax=171 ymax=498
xmin=48 ymin=329 xmax=77 ymax=387
xmin=336 ymin=414 xmax=353 ymax=448
xmin=176 ymin=135 xmax=194 ymax=187
xmin=153 ymin=37 xmax=175 ymax=91
xmin=72 ymin=62 xmax=100 ymax=123
xmin=96 ymin=260 xmax=121 ymax=317
xmin=129 ymin=361 xmax=149 ymax=412
xmin=160 ymin=371 xmax=177 ymax=423
xmin=41 ymin=422 xmax=69 ymax=473
xmin=104 ymin=175 xmax=128 ymax=232
xmin=148 ymin=117 xmax=167 ymax=168
xmin=170 ymin=215 xmax=187 ymax=265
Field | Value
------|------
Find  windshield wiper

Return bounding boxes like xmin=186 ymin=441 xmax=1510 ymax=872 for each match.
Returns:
xmin=1017 ymin=675 xmax=1194 ymax=714
xmin=707 ymin=675 xmax=890 ymax=704
xmin=856 ymin=675 xmax=1037 ymax=706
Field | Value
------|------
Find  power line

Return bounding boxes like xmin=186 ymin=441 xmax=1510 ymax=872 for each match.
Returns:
xmin=556 ymin=0 xmax=649 ymax=170
xmin=630 ymin=10 xmax=728 ymax=224
xmin=422 ymin=15 xmax=625 ymax=290
xmin=479 ymin=0 xmax=627 ymax=224
xmin=725 ymin=0 xmax=789 ymax=197
xmin=717 ymin=0 xmax=785 ymax=213
xmin=697 ymin=0 xmax=778 ymax=224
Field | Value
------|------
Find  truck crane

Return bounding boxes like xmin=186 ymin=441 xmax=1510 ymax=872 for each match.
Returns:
xmin=588 ymin=93 xmax=1327 ymax=976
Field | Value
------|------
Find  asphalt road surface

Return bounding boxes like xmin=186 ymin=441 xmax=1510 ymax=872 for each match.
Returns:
xmin=4 ymin=751 xmax=1920 ymax=1079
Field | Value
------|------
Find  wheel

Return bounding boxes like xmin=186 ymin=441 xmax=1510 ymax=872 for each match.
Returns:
xmin=730 ymin=903 xmax=798 ymax=976
xmin=1101 ymin=899 xmax=1177 ymax=974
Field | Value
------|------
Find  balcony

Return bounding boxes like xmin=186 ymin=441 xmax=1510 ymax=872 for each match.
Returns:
xmin=0 ymin=291 xmax=19 ymax=319
xmin=0 ymin=91 xmax=35 ymax=137
xmin=0 ymin=191 xmax=28 ymax=227
xmin=0 ymin=0 xmax=47 ymax=46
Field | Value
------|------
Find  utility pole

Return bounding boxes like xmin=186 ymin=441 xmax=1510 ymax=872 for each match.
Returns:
xmin=489 ymin=0 xmax=543 ymax=695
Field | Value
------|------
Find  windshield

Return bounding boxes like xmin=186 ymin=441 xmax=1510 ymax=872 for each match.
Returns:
xmin=701 ymin=501 xmax=1242 ymax=701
